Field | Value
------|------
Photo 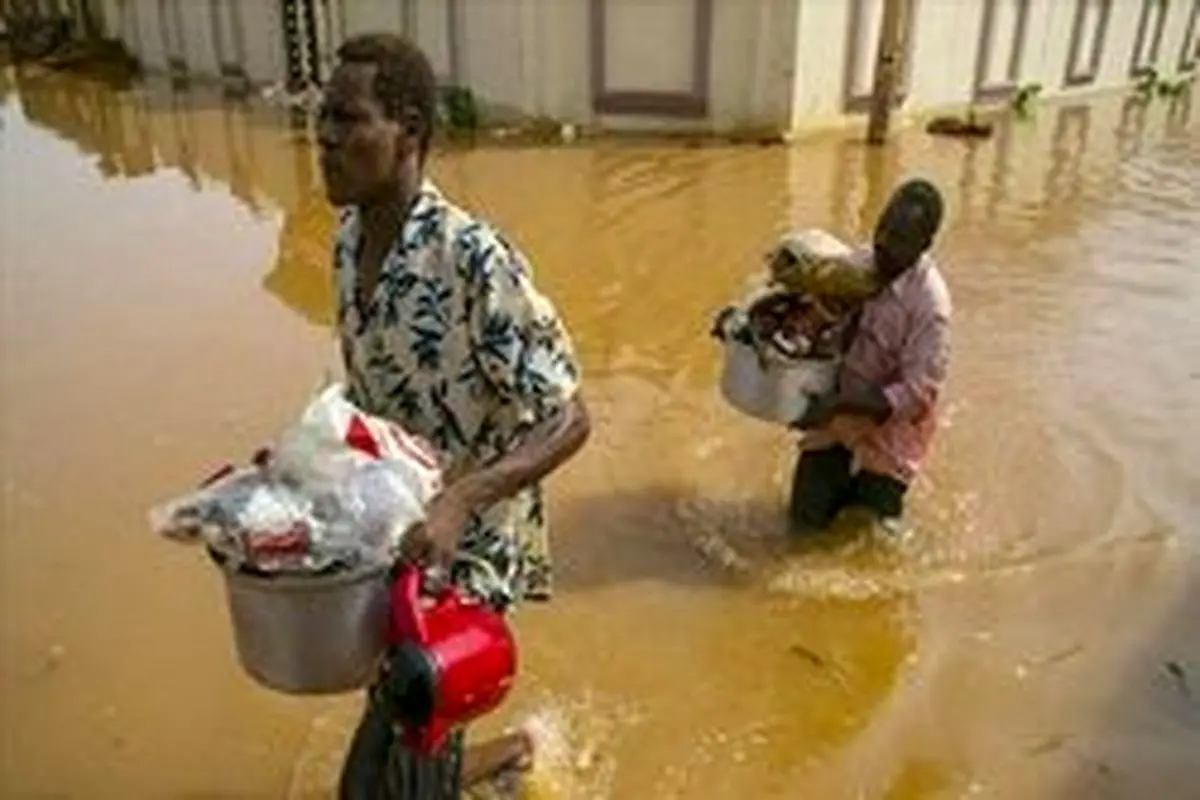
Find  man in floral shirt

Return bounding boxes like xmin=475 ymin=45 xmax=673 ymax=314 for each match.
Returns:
xmin=319 ymin=34 xmax=591 ymax=796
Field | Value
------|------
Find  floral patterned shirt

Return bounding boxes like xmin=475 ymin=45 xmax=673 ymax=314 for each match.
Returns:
xmin=333 ymin=181 xmax=581 ymax=606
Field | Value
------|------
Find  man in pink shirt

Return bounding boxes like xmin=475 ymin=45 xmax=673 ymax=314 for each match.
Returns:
xmin=791 ymin=179 xmax=951 ymax=534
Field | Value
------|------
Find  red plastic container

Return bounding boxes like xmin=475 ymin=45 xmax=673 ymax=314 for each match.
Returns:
xmin=386 ymin=565 xmax=517 ymax=755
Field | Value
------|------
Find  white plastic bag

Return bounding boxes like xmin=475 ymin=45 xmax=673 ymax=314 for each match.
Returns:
xmin=273 ymin=383 xmax=443 ymax=500
xmin=150 ymin=383 xmax=445 ymax=575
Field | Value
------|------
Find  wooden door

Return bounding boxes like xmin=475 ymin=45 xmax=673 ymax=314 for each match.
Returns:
xmin=842 ymin=0 xmax=920 ymax=113
xmin=1128 ymin=0 xmax=1170 ymax=76
xmin=973 ymin=0 xmax=1031 ymax=101
xmin=1179 ymin=0 xmax=1200 ymax=73
xmin=1064 ymin=0 xmax=1113 ymax=87
xmin=590 ymin=0 xmax=713 ymax=117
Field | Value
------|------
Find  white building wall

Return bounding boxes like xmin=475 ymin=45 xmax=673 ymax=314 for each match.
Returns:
xmin=238 ymin=1 xmax=287 ymax=85
xmin=708 ymin=0 xmax=801 ymax=130
xmin=907 ymin=0 xmax=989 ymax=108
xmin=28 ymin=0 xmax=1200 ymax=134
xmin=791 ymin=0 xmax=854 ymax=124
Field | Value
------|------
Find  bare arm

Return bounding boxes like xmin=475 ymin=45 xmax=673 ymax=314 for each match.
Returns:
xmin=448 ymin=395 xmax=590 ymax=513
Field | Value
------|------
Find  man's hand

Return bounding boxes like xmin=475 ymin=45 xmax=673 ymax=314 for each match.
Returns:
xmin=792 ymin=385 xmax=893 ymax=430
xmin=837 ymin=385 xmax=893 ymax=424
xmin=398 ymin=488 xmax=472 ymax=569
xmin=793 ymin=392 xmax=839 ymax=430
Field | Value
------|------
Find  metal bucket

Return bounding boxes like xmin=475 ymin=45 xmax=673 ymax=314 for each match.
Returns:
xmin=218 ymin=559 xmax=391 ymax=695
xmin=719 ymin=339 xmax=837 ymax=426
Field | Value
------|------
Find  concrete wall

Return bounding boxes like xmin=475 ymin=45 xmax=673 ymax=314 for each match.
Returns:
xmin=706 ymin=0 xmax=801 ymax=131
xmin=313 ymin=0 xmax=801 ymax=132
xmin=449 ymin=0 xmax=587 ymax=122
xmin=793 ymin=0 xmax=1199 ymax=123
xmin=89 ymin=0 xmax=798 ymax=131
xmin=16 ymin=0 xmax=1197 ymax=133
xmin=90 ymin=0 xmax=285 ymax=86
xmin=328 ymin=0 xmax=455 ymax=81
xmin=588 ymin=0 xmax=801 ymax=132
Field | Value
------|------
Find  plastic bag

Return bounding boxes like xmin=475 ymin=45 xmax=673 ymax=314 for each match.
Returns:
xmin=273 ymin=383 xmax=443 ymax=494
xmin=713 ymin=229 xmax=875 ymax=365
xmin=149 ymin=383 xmax=444 ymax=575
xmin=767 ymin=229 xmax=879 ymax=299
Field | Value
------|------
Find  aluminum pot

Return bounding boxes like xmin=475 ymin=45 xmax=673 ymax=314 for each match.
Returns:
xmin=218 ymin=558 xmax=391 ymax=695
xmin=719 ymin=338 xmax=837 ymax=426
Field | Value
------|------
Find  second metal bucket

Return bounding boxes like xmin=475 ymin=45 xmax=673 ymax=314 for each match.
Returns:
xmin=719 ymin=338 xmax=838 ymax=426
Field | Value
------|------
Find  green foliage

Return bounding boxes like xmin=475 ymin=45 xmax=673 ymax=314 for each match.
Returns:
xmin=1132 ymin=67 xmax=1193 ymax=100
xmin=437 ymin=85 xmax=481 ymax=132
xmin=1012 ymin=83 xmax=1042 ymax=119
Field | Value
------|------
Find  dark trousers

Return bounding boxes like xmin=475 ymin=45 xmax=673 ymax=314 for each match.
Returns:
xmin=788 ymin=445 xmax=908 ymax=534
xmin=339 ymin=677 xmax=464 ymax=799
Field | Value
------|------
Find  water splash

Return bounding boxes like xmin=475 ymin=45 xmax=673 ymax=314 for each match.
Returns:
xmin=457 ymin=691 xmax=631 ymax=800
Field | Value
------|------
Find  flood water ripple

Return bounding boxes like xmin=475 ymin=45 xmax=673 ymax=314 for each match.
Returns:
xmin=2 ymin=68 xmax=1198 ymax=799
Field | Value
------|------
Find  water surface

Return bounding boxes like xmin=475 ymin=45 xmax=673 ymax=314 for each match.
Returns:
xmin=2 ymin=67 xmax=1198 ymax=798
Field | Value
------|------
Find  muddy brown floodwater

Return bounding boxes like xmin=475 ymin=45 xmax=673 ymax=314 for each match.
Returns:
xmin=2 ymin=66 xmax=1198 ymax=799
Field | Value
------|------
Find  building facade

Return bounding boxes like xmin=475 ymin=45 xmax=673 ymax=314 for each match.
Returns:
xmin=8 ymin=0 xmax=1200 ymax=133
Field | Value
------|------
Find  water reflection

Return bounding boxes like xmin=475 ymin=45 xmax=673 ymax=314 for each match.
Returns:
xmin=2 ymin=69 xmax=1198 ymax=798
xmin=263 ymin=142 xmax=335 ymax=328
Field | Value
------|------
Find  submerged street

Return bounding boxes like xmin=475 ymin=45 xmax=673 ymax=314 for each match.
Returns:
xmin=2 ymin=67 xmax=1199 ymax=798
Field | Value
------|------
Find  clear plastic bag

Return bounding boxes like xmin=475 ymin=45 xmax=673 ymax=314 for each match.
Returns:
xmin=149 ymin=384 xmax=444 ymax=576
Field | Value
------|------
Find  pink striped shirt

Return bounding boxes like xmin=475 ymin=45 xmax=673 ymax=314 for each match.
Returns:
xmin=804 ymin=252 xmax=952 ymax=484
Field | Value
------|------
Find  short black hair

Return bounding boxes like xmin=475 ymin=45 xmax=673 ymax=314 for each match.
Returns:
xmin=885 ymin=178 xmax=944 ymax=243
xmin=335 ymin=33 xmax=438 ymax=157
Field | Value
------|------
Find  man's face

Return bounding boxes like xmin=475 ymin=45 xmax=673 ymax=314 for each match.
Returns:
xmin=317 ymin=63 xmax=408 ymax=207
xmin=873 ymin=200 xmax=931 ymax=280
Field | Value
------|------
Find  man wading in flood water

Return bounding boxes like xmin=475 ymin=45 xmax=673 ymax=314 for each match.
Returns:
xmin=319 ymin=34 xmax=591 ymax=797
xmin=791 ymin=180 xmax=951 ymax=535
